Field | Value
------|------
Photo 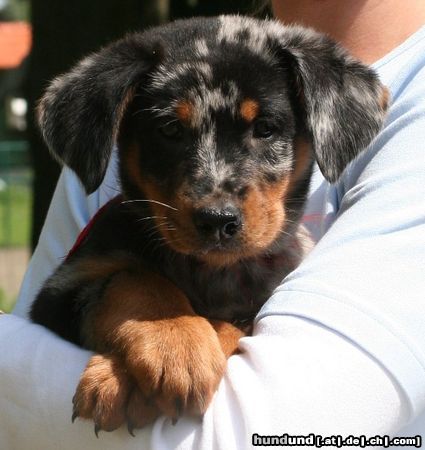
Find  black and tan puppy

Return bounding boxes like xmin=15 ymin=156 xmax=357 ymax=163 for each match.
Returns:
xmin=31 ymin=15 xmax=388 ymax=434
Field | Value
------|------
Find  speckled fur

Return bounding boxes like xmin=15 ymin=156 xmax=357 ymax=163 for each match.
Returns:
xmin=31 ymin=15 xmax=388 ymax=430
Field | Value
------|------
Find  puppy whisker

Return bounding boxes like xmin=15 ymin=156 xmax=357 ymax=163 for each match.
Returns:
xmin=162 ymin=118 xmax=179 ymax=127
xmin=143 ymin=220 xmax=176 ymax=240
xmin=122 ymin=199 xmax=179 ymax=211
xmin=132 ymin=105 xmax=165 ymax=117
xmin=136 ymin=216 xmax=168 ymax=222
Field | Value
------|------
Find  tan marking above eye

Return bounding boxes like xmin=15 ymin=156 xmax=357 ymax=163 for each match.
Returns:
xmin=175 ymin=100 xmax=194 ymax=124
xmin=240 ymin=99 xmax=260 ymax=123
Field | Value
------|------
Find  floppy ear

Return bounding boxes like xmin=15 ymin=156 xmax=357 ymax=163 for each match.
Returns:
xmin=276 ymin=26 xmax=389 ymax=182
xmin=37 ymin=34 xmax=162 ymax=194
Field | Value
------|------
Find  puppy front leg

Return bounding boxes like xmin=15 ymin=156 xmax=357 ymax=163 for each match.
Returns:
xmin=210 ymin=320 xmax=249 ymax=358
xmin=75 ymin=269 xmax=227 ymax=431
xmin=74 ymin=319 xmax=248 ymax=433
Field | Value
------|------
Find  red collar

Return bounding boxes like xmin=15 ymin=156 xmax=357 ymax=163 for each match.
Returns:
xmin=66 ymin=195 xmax=123 ymax=260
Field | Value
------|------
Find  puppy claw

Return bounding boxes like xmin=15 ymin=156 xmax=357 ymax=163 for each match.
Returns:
xmin=175 ymin=397 xmax=183 ymax=417
xmin=127 ymin=422 xmax=136 ymax=437
xmin=172 ymin=417 xmax=179 ymax=426
xmin=71 ymin=410 xmax=79 ymax=423
xmin=94 ymin=423 xmax=101 ymax=438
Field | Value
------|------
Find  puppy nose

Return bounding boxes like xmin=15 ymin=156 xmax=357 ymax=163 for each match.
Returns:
xmin=193 ymin=207 xmax=242 ymax=240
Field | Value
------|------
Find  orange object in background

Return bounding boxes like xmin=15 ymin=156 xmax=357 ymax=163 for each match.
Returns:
xmin=0 ymin=21 xmax=32 ymax=69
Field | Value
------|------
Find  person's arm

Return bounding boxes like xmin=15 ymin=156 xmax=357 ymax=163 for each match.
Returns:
xmin=0 ymin=312 xmax=405 ymax=450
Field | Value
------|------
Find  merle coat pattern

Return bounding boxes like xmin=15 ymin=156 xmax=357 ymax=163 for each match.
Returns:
xmin=31 ymin=15 xmax=388 ymax=433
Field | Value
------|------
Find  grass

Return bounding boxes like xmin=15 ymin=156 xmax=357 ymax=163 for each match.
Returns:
xmin=0 ymin=174 xmax=32 ymax=312
xmin=0 ymin=182 xmax=32 ymax=247
xmin=0 ymin=287 xmax=16 ymax=313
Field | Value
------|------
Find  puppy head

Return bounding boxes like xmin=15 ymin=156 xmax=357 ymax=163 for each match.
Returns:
xmin=38 ymin=16 xmax=389 ymax=266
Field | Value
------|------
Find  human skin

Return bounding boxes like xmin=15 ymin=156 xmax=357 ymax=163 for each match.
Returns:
xmin=271 ymin=0 xmax=425 ymax=64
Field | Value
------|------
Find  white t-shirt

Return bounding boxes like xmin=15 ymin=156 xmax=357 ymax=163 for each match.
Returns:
xmin=1 ymin=24 xmax=424 ymax=450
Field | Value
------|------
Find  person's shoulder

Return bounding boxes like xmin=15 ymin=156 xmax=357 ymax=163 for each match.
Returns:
xmin=376 ymin=25 xmax=425 ymax=105
xmin=338 ymin=28 xmax=425 ymax=194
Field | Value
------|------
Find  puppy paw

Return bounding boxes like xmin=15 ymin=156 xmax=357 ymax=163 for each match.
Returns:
xmin=72 ymin=354 xmax=132 ymax=434
xmin=124 ymin=316 xmax=226 ymax=421
xmin=126 ymin=388 xmax=161 ymax=433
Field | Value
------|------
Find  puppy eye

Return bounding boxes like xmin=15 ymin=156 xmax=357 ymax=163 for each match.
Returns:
xmin=158 ymin=121 xmax=183 ymax=139
xmin=253 ymin=120 xmax=276 ymax=139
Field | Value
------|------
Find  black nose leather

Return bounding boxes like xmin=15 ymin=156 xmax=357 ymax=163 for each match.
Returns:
xmin=193 ymin=207 xmax=242 ymax=240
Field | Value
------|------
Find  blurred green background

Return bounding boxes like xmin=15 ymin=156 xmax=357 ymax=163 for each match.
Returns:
xmin=0 ymin=0 xmax=268 ymax=312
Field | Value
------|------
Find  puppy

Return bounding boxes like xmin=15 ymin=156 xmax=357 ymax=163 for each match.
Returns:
xmin=31 ymin=15 xmax=388 ymax=434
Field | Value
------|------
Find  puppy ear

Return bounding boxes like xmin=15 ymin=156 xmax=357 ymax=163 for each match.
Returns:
xmin=37 ymin=34 xmax=162 ymax=194
xmin=277 ymin=27 xmax=389 ymax=182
